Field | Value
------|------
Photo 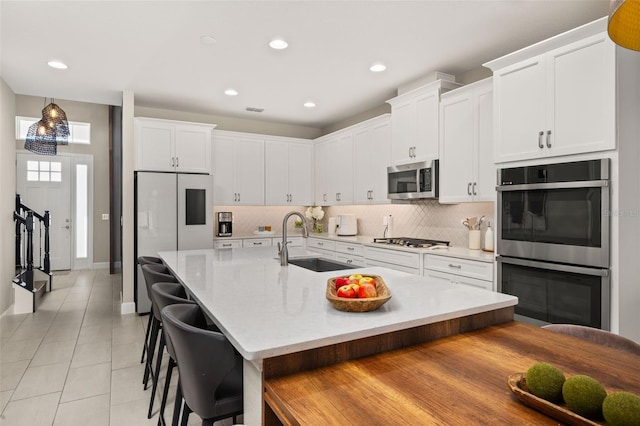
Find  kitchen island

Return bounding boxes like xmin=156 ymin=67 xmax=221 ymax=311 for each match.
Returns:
xmin=159 ymin=246 xmax=517 ymax=424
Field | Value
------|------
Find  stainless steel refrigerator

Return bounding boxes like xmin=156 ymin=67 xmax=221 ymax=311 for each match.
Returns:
xmin=134 ymin=172 xmax=213 ymax=313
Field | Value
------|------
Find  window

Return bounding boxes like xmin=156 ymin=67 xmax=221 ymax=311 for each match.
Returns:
xmin=16 ymin=116 xmax=91 ymax=144
xmin=27 ymin=160 xmax=62 ymax=182
xmin=75 ymin=164 xmax=88 ymax=259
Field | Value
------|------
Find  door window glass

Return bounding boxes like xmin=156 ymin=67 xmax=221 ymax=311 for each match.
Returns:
xmin=26 ymin=160 xmax=62 ymax=182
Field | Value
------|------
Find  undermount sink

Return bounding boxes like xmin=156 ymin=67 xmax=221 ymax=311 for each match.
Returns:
xmin=286 ymin=257 xmax=356 ymax=272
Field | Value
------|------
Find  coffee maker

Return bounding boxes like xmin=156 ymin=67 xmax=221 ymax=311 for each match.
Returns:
xmin=217 ymin=212 xmax=233 ymax=237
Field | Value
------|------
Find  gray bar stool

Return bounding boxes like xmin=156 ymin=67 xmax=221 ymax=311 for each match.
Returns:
xmin=161 ymin=304 xmax=243 ymax=426
xmin=141 ymin=263 xmax=178 ymax=389
xmin=148 ymin=282 xmax=195 ymax=424
xmin=137 ymin=256 xmax=164 ymax=365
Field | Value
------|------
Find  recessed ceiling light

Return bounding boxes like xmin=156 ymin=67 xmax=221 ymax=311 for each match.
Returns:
xmin=303 ymin=101 xmax=316 ymax=108
xmin=370 ymin=63 xmax=386 ymax=72
xmin=224 ymin=89 xmax=238 ymax=96
xmin=47 ymin=60 xmax=68 ymax=70
xmin=269 ymin=39 xmax=288 ymax=50
xmin=200 ymin=35 xmax=217 ymax=45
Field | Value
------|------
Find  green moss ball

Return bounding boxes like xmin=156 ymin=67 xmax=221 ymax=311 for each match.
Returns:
xmin=562 ymin=375 xmax=607 ymax=419
xmin=526 ymin=362 xmax=566 ymax=403
xmin=602 ymin=391 xmax=640 ymax=426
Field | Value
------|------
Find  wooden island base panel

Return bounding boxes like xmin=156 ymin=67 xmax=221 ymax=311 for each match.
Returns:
xmin=264 ymin=321 xmax=640 ymax=426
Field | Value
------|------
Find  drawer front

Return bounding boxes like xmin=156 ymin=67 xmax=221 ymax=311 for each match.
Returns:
xmin=273 ymin=237 xmax=303 ymax=247
xmin=424 ymin=254 xmax=493 ymax=281
xmin=335 ymin=253 xmax=365 ymax=267
xmin=457 ymin=275 xmax=493 ymax=291
xmin=365 ymin=258 xmax=419 ymax=275
xmin=424 ymin=269 xmax=493 ymax=291
xmin=335 ymin=242 xmax=363 ymax=256
xmin=214 ymin=240 xmax=242 ymax=249
xmin=307 ymin=247 xmax=336 ymax=260
xmin=365 ymin=246 xmax=420 ymax=268
xmin=307 ymin=238 xmax=336 ymax=251
xmin=243 ymin=238 xmax=272 ymax=248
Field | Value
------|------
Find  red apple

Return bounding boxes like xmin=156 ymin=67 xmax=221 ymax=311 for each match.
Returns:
xmin=358 ymin=283 xmax=378 ymax=299
xmin=336 ymin=285 xmax=356 ymax=298
xmin=348 ymin=283 xmax=360 ymax=296
xmin=335 ymin=277 xmax=350 ymax=289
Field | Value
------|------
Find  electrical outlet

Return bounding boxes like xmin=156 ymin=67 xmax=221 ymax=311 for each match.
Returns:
xmin=101 ymin=213 xmax=109 ymax=221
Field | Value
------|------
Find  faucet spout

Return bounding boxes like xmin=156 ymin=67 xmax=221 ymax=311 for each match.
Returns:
xmin=280 ymin=211 xmax=309 ymax=266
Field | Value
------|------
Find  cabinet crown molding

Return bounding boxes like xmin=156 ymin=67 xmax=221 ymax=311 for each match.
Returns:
xmin=483 ymin=16 xmax=607 ymax=71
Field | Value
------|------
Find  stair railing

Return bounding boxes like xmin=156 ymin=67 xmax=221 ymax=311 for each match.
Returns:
xmin=14 ymin=194 xmax=52 ymax=291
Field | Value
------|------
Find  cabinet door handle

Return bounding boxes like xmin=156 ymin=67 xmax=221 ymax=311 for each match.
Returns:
xmin=176 ymin=157 xmax=179 ymax=168
xmin=546 ymin=130 xmax=552 ymax=148
xmin=467 ymin=182 xmax=472 ymax=196
xmin=538 ymin=131 xmax=544 ymax=149
xmin=347 ymin=247 xmax=354 ymax=251
xmin=253 ymin=242 xmax=262 ymax=246
xmin=318 ymin=242 xmax=324 ymax=246
xmin=237 ymin=193 xmax=241 ymax=202
xmin=171 ymin=157 xmax=175 ymax=167
xmin=347 ymin=259 xmax=352 ymax=264
xmin=222 ymin=243 xmax=232 ymax=247
xmin=323 ymin=193 xmax=327 ymax=202
xmin=408 ymin=147 xmax=412 ymax=157
xmin=233 ymin=193 xmax=237 ymax=202
xmin=448 ymin=263 xmax=462 ymax=269
xmin=472 ymin=182 xmax=477 ymax=195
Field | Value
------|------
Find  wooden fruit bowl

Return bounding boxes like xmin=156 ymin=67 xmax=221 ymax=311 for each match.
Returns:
xmin=507 ymin=373 xmax=604 ymax=426
xmin=326 ymin=275 xmax=391 ymax=312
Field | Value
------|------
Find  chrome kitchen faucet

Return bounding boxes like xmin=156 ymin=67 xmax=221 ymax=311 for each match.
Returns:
xmin=279 ymin=212 xmax=309 ymax=266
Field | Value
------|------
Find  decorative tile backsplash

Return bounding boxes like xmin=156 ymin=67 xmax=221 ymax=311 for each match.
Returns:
xmin=215 ymin=201 xmax=494 ymax=248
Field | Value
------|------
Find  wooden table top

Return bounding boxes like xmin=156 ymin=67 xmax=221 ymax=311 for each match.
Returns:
xmin=264 ymin=321 xmax=640 ymax=425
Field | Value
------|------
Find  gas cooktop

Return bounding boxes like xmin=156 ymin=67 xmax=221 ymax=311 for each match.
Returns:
xmin=373 ymin=237 xmax=450 ymax=248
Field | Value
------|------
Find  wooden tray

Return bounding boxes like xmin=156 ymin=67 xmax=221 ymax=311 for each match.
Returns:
xmin=326 ymin=275 xmax=391 ymax=312
xmin=507 ymin=373 xmax=604 ymax=426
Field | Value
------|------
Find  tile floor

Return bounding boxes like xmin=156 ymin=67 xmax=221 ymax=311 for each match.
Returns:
xmin=0 ymin=270 xmax=240 ymax=426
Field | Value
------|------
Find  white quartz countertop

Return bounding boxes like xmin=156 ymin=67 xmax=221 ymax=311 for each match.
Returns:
xmin=159 ymin=246 xmax=516 ymax=362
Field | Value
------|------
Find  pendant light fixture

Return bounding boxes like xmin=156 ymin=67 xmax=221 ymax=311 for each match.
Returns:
xmin=24 ymin=98 xmax=69 ymax=155
xmin=42 ymin=100 xmax=70 ymax=144
xmin=608 ymin=0 xmax=640 ymax=51
xmin=25 ymin=119 xmax=58 ymax=155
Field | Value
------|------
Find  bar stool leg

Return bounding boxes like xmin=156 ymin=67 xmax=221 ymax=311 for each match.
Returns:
xmin=148 ymin=333 xmax=166 ymax=418
xmin=158 ymin=357 xmax=175 ymax=426
xmin=144 ymin=315 xmax=160 ymax=389
xmin=172 ymin=379 xmax=184 ymax=426
xmin=141 ymin=313 xmax=152 ymax=363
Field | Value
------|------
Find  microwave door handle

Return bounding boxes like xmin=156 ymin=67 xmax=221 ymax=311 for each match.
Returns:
xmin=497 ymin=180 xmax=609 ymax=192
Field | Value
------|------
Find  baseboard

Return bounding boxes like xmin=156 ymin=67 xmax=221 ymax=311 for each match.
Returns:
xmin=93 ymin=262 xmax=109 ymax=270
xmin=120 ymin=302 xmax=136 ymax=315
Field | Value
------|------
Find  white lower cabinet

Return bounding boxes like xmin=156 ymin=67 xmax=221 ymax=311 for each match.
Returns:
xmin=242 ymin=238 xmax=272 ymax=248
xmin=364 ymin=246 xmax=421 ymax=275
xmin=424 ymin=254 xmax=493 ymax=291
xmin=214 ymin=240 xmax=242 ymax=249
xmin=335 ymin=242 xmax=365 ymax=267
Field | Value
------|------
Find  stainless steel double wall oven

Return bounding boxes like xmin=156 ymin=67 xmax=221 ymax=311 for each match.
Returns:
xmin=496 ymin=159 xmax=611 ymax=330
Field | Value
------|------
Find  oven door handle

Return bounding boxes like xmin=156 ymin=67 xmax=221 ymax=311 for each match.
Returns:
xmin=496 ymin=180 xmax=609 ymax=192
xmin=497 ymin=257 xmax=609 ymax=277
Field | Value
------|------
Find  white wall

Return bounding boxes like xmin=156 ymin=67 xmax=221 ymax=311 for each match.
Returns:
xmin=0 ymin=78 xmax=17 ymax=314
xmin=134 ymin=105 xmax=322 ymax=140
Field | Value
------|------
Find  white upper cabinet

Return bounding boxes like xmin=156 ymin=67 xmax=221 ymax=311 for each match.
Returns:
xmin=386 ymin=79 xmax=461 ymax=165
xmin=135 ymin=117 xmax=213 ymax=173
xmin=265 ymin=138 xmax=313 ymax=206
xmin=326 ymin=133 xmax=354 ymax=205
xmin=212 ymin=131 xmax=264 ymax=205
xmin=314 ymin=139 xmax=330 ymax=205
xmin=486 ymin=24 xmax=616 ymax=163
xmin=353 ymin=115 xmax=391 ymax=204
xmin=439 ymin=78 xmax=494 ymax=204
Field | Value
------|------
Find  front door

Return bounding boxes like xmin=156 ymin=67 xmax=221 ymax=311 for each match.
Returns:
xmin=17 ymin=153 xmax=72 ymax=270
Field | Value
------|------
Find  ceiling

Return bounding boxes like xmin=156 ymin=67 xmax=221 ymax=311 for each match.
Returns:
xmin=1 ymin=1 xmax=609 ymax=130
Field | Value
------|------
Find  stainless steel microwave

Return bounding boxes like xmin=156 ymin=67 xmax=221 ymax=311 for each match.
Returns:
xmin=387 ymin=160 xmax=439 ymax=200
